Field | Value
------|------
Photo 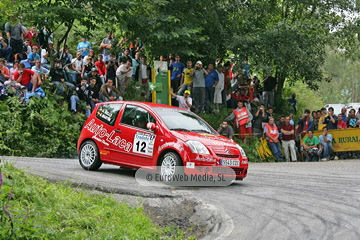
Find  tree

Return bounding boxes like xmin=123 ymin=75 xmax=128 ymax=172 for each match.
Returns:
xmin=15 ymin=0 xmax=127 ymax=65
xmin=320 ymin=46 xmax=360 ymax=104
xmin=229 ymin=0 xmax=360 ymax=106
xmin=118 ymin=0 xmax=237 ymax=62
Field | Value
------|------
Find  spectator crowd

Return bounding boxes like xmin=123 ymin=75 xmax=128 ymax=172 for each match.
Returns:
xmin=1 ymin=17 xmax=360 ymax=163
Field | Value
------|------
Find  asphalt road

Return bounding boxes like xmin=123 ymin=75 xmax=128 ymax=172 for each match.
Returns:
xmin=2 ymin=156 xmax=360 ymax=240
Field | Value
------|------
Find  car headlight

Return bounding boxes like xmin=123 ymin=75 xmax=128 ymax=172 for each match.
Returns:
xmin=186 ymin=141 xmax=210 ymax=155
xmin=236 ymin=144 xmax=247 ymax=157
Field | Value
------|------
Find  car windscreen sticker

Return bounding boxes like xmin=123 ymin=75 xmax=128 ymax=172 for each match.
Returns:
xmin=97 ymin=107 xmax=113 ymax=122
xmin=133 ymin=132 xmax=156 ymax=156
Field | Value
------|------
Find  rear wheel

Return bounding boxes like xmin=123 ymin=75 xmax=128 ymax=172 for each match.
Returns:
xmin=159 ymin=152 xmax=183 ymax=181
xmin=79 ymin=140 xmax=102 ymax=170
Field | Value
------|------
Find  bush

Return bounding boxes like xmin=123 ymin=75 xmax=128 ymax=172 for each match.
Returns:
xmin=0 ymin=83 xmax=85 ymax=158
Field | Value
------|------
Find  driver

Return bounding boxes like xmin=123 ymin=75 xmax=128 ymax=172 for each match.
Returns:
xmin=133 ymin=115 xmax=147 ymax=129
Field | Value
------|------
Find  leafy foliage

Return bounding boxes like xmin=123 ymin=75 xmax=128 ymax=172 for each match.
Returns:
xmin=0 ymin=162 xmax=188 ymax=239
xmin=0 ymin=83 xmax=84 ymax=158
xmin=319 ymin=46 xmax=360 ymax=104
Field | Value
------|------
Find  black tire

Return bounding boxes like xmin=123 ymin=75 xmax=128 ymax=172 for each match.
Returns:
xmin=79 ymin=140 xmax=102 ymax=171
xmin=158 ymin=152 xmax=183 ymax=182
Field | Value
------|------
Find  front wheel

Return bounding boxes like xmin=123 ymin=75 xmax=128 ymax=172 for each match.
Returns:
xmin=79 ymin=140 xmax=102 ymax=171
xmin=159 ymin=152 xmax=183 ymax=181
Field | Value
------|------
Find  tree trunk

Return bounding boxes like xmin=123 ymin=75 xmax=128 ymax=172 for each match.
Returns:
xmin=56 ymin=19 xmax=74 ymax=52
xmin=274 ymin=71 xmax=286 ymax=113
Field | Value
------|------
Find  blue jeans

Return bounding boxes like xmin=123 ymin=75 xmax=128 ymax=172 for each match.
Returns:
xmin=318 ymin=142 xmax=333 ymax=160
xmin=0 ymin=46 xmax=12 ymax=61
xmin=205 ymin=86 xmax=215 ymax=103
xmin=70 ymin=95 xmax=91 ymax=117
xmin=90 ymin=100 xmax=103 ymax=110
xmin=0 ymin=75 xmax=7 ymax=84
xmin=52 ymin=81 xmax=75 ymax=96
xmin=268 ymin=141 xmax=285 ymax=161
xmin=71 ymin=71 xmax=80 ymax=84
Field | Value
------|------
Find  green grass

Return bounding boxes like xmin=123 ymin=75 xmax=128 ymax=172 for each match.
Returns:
xmin=0 ymin=162 xmax=188 ymax=239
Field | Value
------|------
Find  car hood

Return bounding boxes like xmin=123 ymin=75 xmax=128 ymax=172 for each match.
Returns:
xmin=171 ymin=131 xmax=244 ymax=158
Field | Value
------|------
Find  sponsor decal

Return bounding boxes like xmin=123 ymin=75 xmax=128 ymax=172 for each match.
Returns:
xmin=100 ymin=150 xmax=111 ymax=155
xmin=158 ymin=142 xmax=184 ymax=152
xmin=97 ymin=107 xmax=113 ymax=122
xmin=199 ymin=133 xmax=216 ymax=137
xmin=84 ymin=119 xmax=132 ymax=152
xmin=195 ymin=156 xmax=217 ymax=163
xmin=212 ymin=141 xmax=235 ymax=146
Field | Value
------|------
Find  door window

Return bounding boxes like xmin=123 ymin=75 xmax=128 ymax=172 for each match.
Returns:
xmin=120 ymin=105 xmax=156 ymax=130
xmin=96 ymin=103 xmax=123 ymax=126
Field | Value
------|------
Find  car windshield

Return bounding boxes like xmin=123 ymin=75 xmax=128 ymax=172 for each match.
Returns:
xmin=153 ymin=107 xmax=217 ymax=134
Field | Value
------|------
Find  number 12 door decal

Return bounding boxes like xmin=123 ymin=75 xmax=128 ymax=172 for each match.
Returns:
xmin=133 ymin=132 xmax=156 ymax=156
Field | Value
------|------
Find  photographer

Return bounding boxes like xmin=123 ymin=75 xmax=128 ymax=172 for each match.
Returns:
xmin=106 ymin=52 xmax=118 ymax=81
xmin=253 ymin=104 xmax=266 ymax=139
xmin=190 ymin=60 xmax=208 ymax=113
xmin=217 ymin=121 xmax=234 ymax=139
xmin=170 ymin=88 xmax=192 ymax=110
xmin=70 ymin=77 xmax=92 ymax=117
xmin=323 ymin=107 xmax=338 ymax=130
xmin=49 ymin=60 xmax=75 ymax=96
xmin=298 ymin=109 xmax=314 ymax=137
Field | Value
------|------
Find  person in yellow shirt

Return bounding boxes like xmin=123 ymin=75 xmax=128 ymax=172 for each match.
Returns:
xmin=177 ymin=60 xmax=193 ymax=96
xmin=318 ymin=107 xmax=327 ymax=130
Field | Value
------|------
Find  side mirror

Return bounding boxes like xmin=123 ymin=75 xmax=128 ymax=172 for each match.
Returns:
xmin=146 ymin=122 xmax=156 ymax=131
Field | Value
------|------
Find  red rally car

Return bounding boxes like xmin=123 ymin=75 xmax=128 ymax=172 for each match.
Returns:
xmin=77 ymin=101 xmax=248 ymax=180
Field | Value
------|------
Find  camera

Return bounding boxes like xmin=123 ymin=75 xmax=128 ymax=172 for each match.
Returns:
xmin=221 ymin=124 xmax=226 ymax=128
xmin=19 ymin=70 xmax=24 ymax=74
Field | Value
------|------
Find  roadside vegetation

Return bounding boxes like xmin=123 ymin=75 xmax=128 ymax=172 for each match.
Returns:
xmin=0 ymin=162 xmax=190 ymax=239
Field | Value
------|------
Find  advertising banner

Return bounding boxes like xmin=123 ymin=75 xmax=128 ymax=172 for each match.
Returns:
xmin=301 ymin=128 xmax=360 ymax=152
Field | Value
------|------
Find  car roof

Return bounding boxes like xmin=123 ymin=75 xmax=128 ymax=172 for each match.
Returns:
xmin=98 ymin=101 xmax=185 ymax=110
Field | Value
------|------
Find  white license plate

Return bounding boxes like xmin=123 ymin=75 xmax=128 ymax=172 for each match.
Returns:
xmin=220 ymin=159 xmax=240 ymax=167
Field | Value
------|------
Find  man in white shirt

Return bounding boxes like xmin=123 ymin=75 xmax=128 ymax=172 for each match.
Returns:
xmin=40 ymin=42 xmax=54 ymax=69
xmin=71 ymin=52 xmax=83 ymax=84
xmin=116 ymin=59 xmax=132 ymax=96
xmin=31 ymin=60 xmax=49 ymax=75
xmin=170 ymin=89 xmax=192 ymax=111
xmin=214 ymin=65 xmax=225 ymax=112
xmin=139 ymin=56 xmax=151 ymax=98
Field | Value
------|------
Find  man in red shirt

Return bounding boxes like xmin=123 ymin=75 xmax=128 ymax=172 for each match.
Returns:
xmin=95 ymin=54 xmax=106 ymax=84
xmin=0 ymin=58 xmax=10 ymax=84
xmin=281 ymin=116 xmax=297 ymax=162
xmin=14 ymin=63 xmax=42 ymax=92
xmin=24 ymin=26 xmax=40 ymax=48
xmin=337 ymin=114 xmax=347 ymax=129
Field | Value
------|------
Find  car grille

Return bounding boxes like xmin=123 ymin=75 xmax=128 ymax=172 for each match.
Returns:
xmin=212 ymin=167 xmax=242 ymax=175
xmin=195 ymin=166 xmax=211 ymax=173
xmin=216 ymin=154 xmax=239 ymax=158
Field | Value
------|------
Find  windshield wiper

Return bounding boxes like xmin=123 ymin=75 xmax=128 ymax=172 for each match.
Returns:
xmin=170 ymin=128 xmax=191 ymax=132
